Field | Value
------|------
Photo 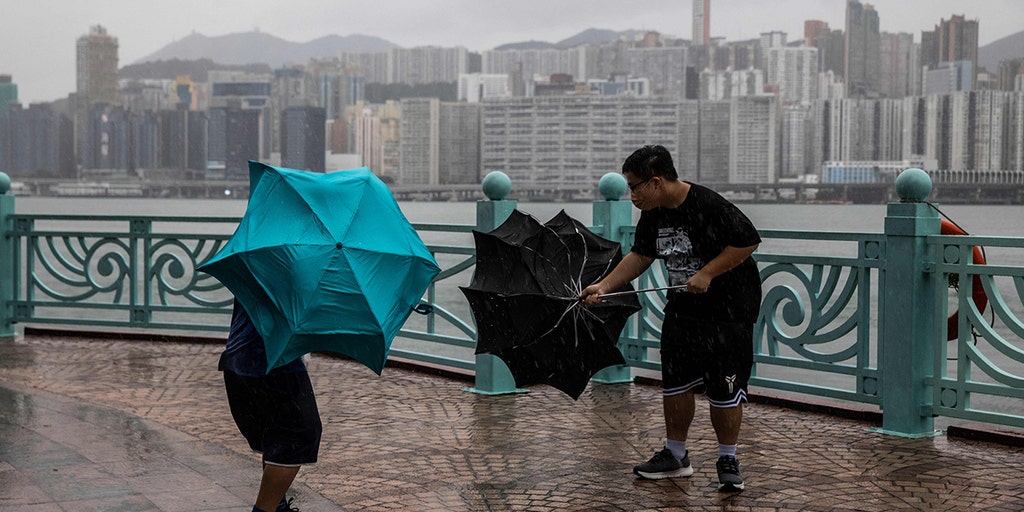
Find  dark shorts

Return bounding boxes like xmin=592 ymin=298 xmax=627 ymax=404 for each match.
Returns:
xmin=223 ymin=370 xmax=322 ymax=466
xmin=660 ymin=311 xmax=754 ymax=407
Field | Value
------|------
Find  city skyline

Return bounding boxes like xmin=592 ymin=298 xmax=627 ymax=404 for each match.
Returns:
xmin=0 ymin=0 xmax=1020 ymax=104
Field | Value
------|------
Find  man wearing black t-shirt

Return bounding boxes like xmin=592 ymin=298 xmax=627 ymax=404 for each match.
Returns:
xmin=580 ymin=145 xmax=761 ymax=492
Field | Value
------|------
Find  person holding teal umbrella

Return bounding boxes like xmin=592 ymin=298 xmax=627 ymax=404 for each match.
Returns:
xmin=200 ymin=161 xmax=440 ymax=511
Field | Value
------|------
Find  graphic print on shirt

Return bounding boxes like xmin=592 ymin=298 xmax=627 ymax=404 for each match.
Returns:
xmin=655 ymin=227 xmax=703 ymax=289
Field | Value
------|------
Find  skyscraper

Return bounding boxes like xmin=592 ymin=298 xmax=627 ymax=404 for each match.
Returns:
xmin=281 ymin=106 xmax=326 ymax=174
xmin=844 ymin=0 xmax=881 ymax=98
xmin=76 ymin=25 xmax=119 ymax=105
xmin=0 ymin=75 xmax=17 ymax=109
xmin=693 ymin=0 xmax=710 ymax=46
xmin=74 ymin=25 xmax=119 ymax=165
xmin=921 ymin=15 xmax=980 ymax=88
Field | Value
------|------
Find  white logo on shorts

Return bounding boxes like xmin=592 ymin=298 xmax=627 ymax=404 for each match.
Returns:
xmin=725 ymin=375 xmax=736 ymax=394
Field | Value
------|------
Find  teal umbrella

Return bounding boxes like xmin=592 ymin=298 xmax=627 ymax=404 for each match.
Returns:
xmin=198 ymin=161 xmax=440 ymax=375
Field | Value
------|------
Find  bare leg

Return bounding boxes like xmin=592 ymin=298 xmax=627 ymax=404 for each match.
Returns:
xmin=664 ymin=391 xmax=696 ymax=441
xmin=254 ymin=463 xmax=300 ymax=511
xmin=709 ymin=405 xmax=742 ymax=445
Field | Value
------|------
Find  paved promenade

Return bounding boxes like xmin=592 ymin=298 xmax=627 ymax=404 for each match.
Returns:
xmin=1 ymin=332 xmax=1023 ymax=511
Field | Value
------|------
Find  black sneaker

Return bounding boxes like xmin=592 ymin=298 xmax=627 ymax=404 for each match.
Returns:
xmin=633 ymin=448 xmax=694 ymax=479
xmin=716 ymin=456 xmax=744 ymax=492
xmin=276 ymin=496 xmax=300 ymax=512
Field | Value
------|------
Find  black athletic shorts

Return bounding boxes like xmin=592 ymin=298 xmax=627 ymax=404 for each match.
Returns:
xmin=660 ymin=310 xmax=754 ymax=407
xmin=223 ymin=369 xmax=322 ymax=466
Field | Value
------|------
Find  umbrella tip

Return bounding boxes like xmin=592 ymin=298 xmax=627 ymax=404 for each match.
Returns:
xmin=336 ymin=242 xmax=342 ymax=249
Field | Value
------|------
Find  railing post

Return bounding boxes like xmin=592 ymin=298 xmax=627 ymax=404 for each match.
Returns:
xmin=878 ymin=168 xmax=940 ymax=437
xmin=0 ymin=172 xmax=14 ymax=338
xmin=466 ymin=171 xmax=527 ymax=395
xmin=590 ymin=172 xmax=634 ymax=385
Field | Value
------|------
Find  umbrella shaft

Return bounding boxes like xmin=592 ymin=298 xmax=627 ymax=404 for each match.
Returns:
xmin=598 ymin=285 xmax=688 ymax=298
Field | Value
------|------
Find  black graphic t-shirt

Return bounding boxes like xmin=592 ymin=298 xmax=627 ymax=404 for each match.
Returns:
xmin=631 ymin=182 xmax=762 ymax=323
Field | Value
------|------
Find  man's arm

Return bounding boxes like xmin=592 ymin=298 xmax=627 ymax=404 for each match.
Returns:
xmin=580 ymin=251 xmax=654 ymax=304
xmin=685 ymin=244 xmax=759 ymax=293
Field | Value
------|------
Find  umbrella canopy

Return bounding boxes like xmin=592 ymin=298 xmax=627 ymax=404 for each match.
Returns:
xmin=198 ymin=161 xmax=440 ymax=375
xmin=461 ymin=210 xmax=641 ymax=399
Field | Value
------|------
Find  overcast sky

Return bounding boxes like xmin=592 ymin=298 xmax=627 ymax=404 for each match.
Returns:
xmin=2 ymin=0 xmax=1020 ymax=104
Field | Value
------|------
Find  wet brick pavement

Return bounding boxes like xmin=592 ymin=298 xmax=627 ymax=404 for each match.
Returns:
xmin=1 ymin=333 xmax=1023 ymax=511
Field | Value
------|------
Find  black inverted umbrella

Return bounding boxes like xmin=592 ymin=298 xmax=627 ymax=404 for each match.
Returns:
xmin=460 ymin=210 xmax=641 ymax=399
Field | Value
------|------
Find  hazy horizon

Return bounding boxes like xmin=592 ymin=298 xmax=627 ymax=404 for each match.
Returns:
xmin=1 ymin=0 xmax=1020 ymax=104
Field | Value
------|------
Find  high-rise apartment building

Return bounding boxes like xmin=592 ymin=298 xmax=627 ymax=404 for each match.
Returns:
xmin=730 ymin=95 xmax=776 ymax=183
xmin=879 ymin=33 xmax=918 ymax=98
xmin=804 ymin=20 xmax=829 ymax=47
xmin=76 ymin=25 xmax=119 ymax=105
xmin=480 ymin=96 xmax=682 ymax=186
xmin=921 ymin=15 xmax=980 ymax=88
xmin=281 ymin=106 xmax=326 ymax=173
xmin=844 ymin=0 xmax=881 ymax=97
xmin=699 ymin=69 xmax=765 ymax=100
xmin=627 ymin=47 xmax=689 ymax=98
xmin=482 ymin=47 xmax=589 ymax=90
xmin=458 ymin=74 xmax=511 ymax=103
xmin=390 ymin=47 xmax=469 ymax=85
xmin=399 ymin=98 xmax=440 ymax=185
xmin=0 ymin=104 xmax=74 ymax=178
xmin=766 ymin=47 xmax=819 ymax=105
xmin=678 ymin=100 xmax=731 ymax=182
xmin=693 ymin=0 xmax=710 ymax=46
xmin=0 ymin=75 xmax=17 ymax=109
xmin=439 ymin=102 xmax=481 ymax=184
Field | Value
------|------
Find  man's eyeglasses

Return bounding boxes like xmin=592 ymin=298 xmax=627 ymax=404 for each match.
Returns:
xmin=628 ymin=177 xmax=652 ymax=193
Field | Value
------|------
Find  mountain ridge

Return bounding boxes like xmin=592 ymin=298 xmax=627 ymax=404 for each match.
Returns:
xmin=132 ymin=27 xmax=1023 ymax=74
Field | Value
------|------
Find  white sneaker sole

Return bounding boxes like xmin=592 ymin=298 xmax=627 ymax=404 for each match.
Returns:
xmin=634 ymin=466 xmax=694 ymax=479
xmin=719 ymin=481 xmax=745 ymax=492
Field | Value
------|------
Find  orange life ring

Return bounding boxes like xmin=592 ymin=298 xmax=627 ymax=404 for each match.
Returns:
xmin=941 ymin=219 xmax=988 ymax=341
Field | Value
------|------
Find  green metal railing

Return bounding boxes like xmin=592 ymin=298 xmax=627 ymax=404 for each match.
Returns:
xmin=1 ymin=172 xmax=1022 ymax=436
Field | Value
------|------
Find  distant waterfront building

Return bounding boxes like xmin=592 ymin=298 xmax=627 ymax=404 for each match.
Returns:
xmin=879 ymin=33 xmax=917 ymax=98
xmin=699 ymin=68 xmax=765 ymax=100
xmin=207 ymin=70 xmax=273 ymax=168
xmin=693 ymin=0 xmax=710 ymax=46
xmin=81 ymin=104 xmax=130 ymax=175
xmin=760 ymin=31 xmax=787 ymax=50
xmin=678 ymin=99 xmax=731 ymax=182
xmin=781 ymin=105 xmax=812 ymax=178
xmin=390 ymin=47 xmax=469 ymax=84
xmin=458 ymin=73 xmax=512 ymax=102
xmin=923 ymin=61 xmax=973 ymax=95
xmin=76 ymin=25 xmax=119 ymax=105
xmin=948 ymin=91 xmax=1013 ymax=172
xmin=822 ymin=160 xmax=926 ymax=183
xmin=627 ymin=47 xmax=688 ymax=98
xmin=438 ymin=102 xmax=482 ymax=184
xmin=811 ymin=27 xmax=846 ymax=78
xmin=586 ymin=74 xmax=651 ymax=96
xmin=207 ymin=106 xmax=260 ymax=180
xmin=804 ymin=20 xmax=830 ymax=47
xmin=399 ymin=98 xmax=440 ymax=185
xmin=0 ymin=75 xmax=17 ymax=109
xmin=766 ymin=47 xmax=819 ymax=104
xmin=482 ymin=48 xmax=589 ymax=92
xmin=480 ymin=96 xmax=682 ymax=186
xmin=825 ymin=97 xmax=902 ymax=163
xmin=730 ymin=95 xmax=776 ymax=183
xmin=844 ymin=0 xmax=881 ymax=98
xmin=0 ymin=103 xmax=74 ymax=178
xmin=921 ymin=15 xmax=979 ymax=89
xmin=158 ymin=105 xmax=207 ymax=174
xmin=281 ymin=106 xmax=326 ymax=173
xmin=75 ymin=25 xmax=120 ymax=165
